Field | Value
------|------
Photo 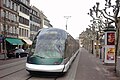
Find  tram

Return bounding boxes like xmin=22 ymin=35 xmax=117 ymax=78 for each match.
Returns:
xmin=26 ymin=28 xmax=79 ymax=73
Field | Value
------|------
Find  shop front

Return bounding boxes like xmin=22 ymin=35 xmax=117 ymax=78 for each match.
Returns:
xmin=5 ymin=38 xmax=24 ymax=58
xmin=21 ymin=38 xmax=32 ymax=50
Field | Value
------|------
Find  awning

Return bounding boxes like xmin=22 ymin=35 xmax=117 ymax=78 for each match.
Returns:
xmin=6 ymin=38 xmax=24 ymax=45
xmin=22 ymin=38 xmax=32 ymax=45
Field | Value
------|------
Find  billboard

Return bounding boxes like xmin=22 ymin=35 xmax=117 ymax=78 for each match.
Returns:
xmin=104 ymin=31 xmax=116 ymax=64
xmin=105 ymin=47 xmax=115 ymax=63
xmin=107 ymin=32 xmax=115 ymax=45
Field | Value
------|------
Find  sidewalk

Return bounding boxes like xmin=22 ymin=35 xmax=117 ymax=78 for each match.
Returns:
xmin=116 ymin=57 xmax=120 ymax=77
xmin=93 ymin=52 xmax=120 ymax=80
xmin=75 ymin=48 xmax=120 ymax=80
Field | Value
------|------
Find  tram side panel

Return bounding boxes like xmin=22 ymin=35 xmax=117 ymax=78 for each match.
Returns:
xmin=64 ymin=34 xmax=79 ymax=66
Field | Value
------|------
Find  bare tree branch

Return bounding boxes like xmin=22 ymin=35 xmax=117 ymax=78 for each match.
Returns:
xmin=98 ymin=9 xmax=115 ymax=22
xmin=114 ymin=7 xmax=120 ymax=23
xmin=103 ymin=8 xmax=114 ymax=18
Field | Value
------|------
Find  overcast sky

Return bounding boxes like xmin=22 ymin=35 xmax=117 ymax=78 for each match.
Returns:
xmin=30 ymin=0 xmax=105 ymax=38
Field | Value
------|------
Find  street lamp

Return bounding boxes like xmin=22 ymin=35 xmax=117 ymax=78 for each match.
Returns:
xmin=64 ymin=16 xmax=71 ymax=30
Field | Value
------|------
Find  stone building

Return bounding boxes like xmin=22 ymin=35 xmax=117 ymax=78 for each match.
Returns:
xmin=0 ymin=0 xmax=23 ymax=54
xmin=30 ymin=6 xmax=42 ymax=41
xmin=18 ymin=0 xmax=32 ymax=46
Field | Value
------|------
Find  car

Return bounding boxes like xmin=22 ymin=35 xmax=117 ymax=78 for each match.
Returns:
xmin=14 ymin=49 xmax=28 ymax=58
xmin=7 ymin=49 xmax=16 ymax=58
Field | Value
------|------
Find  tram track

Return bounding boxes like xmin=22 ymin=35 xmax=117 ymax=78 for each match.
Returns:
xmin=25 ymin=75 xmax=59 ymax=80
xmin=0 ymin=59 xmax=25 ymax=70
xmin=25 ymin=76 xmax=56 ymax=80
xmin=0 ymin=68 xmax=25 ymax=79
xmin=0 ymin=62 xmax=25 ymax=71
xmin=0 ymin=61 xmax=26 ymax=78
xmin=0 ymin=60 xmax=62 ymax=80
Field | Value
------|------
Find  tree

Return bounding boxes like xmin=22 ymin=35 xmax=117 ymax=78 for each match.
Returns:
xmin=88 ymin=0 xmax=120 ymax=72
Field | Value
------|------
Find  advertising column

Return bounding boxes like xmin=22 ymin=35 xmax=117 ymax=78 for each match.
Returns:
xmin=104 ymin=26 xmax=116 ymax=64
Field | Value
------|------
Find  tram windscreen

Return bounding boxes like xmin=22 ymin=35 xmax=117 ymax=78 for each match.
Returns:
xmin=30 ymin=29 xmax=67 ymax=58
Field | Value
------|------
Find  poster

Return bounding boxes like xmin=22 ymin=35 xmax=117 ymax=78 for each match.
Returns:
xmin=106 ymin=47 xmax=115 ymax=61
xmin=104 ymin=31 xmax=115 ymax=64
xmin=107 ymin=33 xmax=115 ymax=45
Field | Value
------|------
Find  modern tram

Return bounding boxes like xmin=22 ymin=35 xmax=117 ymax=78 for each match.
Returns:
xmin=26 ymin=28 xmax=79 ymax=74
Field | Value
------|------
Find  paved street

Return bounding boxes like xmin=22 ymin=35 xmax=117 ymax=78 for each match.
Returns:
xmin=0 ymin=48 xmax=120 ymax=80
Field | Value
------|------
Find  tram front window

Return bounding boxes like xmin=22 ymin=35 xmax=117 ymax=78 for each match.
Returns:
xmin=30 ymin=30 xmax=66 ymax=59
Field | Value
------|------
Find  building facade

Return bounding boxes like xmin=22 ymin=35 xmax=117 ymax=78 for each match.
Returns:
xmin=0 ymin=0 xmax=23 ymax=55
xmin=18 ymin=0 xmax=32 ymax=46
xmin=39 ymin=11 xmax=53 ymax=28
xmin=30 ymin=6 xmax=42 ymax=41
xmin=30 ymin=6 xmax=53 ymax=41
xmin=0 ymin=0 xmax=52 ymax=59
xmin=0 ymin=0 xmax=19 ymax=38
